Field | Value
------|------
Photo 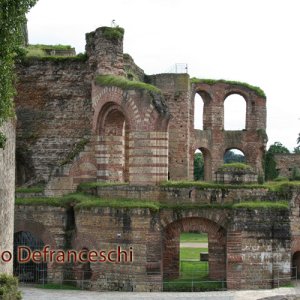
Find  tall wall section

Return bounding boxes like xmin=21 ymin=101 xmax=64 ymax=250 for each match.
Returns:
xmin=0 ymin=120 xmax=16 ymax=274
xmin=191 ymin=81 xmax=267 ymax=180
xmin=15 ymin=59 xmax=92 ymax=186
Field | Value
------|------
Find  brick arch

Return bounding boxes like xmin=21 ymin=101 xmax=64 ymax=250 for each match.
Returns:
xmin=162 ymin=216 xmax=227 ymax=281
xmin=14 ymin=220 xmax=55 ymax=249
xmin=95 ymin=101 xmax=129 ymax=182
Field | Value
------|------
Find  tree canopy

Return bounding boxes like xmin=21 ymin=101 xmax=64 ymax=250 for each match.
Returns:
xmin=0 ymin=0 xmax=37 ymax=148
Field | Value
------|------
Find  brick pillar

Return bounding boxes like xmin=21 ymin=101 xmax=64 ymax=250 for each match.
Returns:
xmin=129 ymin=131 xmax=168 ymax=185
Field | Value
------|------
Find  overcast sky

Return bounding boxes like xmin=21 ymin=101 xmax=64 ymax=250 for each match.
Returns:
xmin=26 ymin=0 xmax=300 ymax=151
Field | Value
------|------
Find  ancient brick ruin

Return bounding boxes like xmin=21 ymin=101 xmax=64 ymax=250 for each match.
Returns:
xmin=12 ymin=26 xmax=299 ymax=291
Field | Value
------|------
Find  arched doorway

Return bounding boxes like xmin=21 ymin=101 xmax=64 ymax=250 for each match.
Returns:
xmin=14 ymin=231 xmax=47 ymax=283
xmin=292 ymin=251 xmax=300 ymax=278
xmin=97 ymin=103 xmax=129 ymax=182
xmin=163 ymin=217 xmax=226 ymax=291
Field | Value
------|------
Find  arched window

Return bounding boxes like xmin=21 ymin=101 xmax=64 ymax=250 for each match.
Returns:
xmin=224 ymin=94 xmax=246 ymax=130
xmin=194 ymin=93 xmax=204 ymax=130
xmin=194 ymin=147 xmax=212 ymax=181
xmin=194 ymin=149 xmax=204 ymax=181
xmin=224 ymin=149 xmax=245 ymax=164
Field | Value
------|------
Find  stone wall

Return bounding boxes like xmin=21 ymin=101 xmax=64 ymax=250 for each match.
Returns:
xmin=0 ymin=120 xmax=15 ymax=274
xmin=227 ymin=208 xmax=291 ymax=289
xmin=15 ymin=59 xmax=92 ymax=185
xmin=14 ymin=193 xmax=291 ymax=291
xmin=274 ymin=154 xmax=300 ymax=178
xmin=191 ymin=82 xmax=267 ymax=180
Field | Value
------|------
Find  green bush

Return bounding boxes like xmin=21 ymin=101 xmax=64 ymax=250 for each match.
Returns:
xmin=292 ymin=167 xmax=300 ymax=181
xmin=0 ymin=274 xmax=21 ymax=300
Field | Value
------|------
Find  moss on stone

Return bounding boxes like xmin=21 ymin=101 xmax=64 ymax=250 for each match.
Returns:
xmin=59 ymin=138 xmax=89 ymax=166
xmin=95 ymin=75 xmax=161 ymax=94
xmin=190 ymin=77 xmax=266 ymax=99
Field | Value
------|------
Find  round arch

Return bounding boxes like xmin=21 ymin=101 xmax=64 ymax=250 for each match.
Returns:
xmin=224 ymin=94 xmax=246 ymax=130
xmin=224 ymin=148 xmax=246 ymax=164
xmin=96 ymin=102 xmax=130 ymax=183
xmin=193 ymin=90 xmax=213 ymax=130
xmin=162 ymin=217 xmax=226 ymax=281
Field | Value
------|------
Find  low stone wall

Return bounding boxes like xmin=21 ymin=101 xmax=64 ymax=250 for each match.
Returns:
xmin=92 ymin=185 xmax=271 ymax=205
xmin=14 ymin=199 xmax=291 ymax=291
xmin=0 ymin=120 xmax=15 ymax=274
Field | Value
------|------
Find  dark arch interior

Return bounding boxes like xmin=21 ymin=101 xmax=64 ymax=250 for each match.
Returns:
xmin=14 ymin=231 xmax=47 ymax=283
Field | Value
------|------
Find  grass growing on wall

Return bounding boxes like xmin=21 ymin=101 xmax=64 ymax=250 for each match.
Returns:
xmin=218 ymin=163 xmax=252 ymax=171
xmin=95 ymin=75 xmax=161 ymax=94
xmin=190 ymin=78 xmax=266 ymax=99
xmin=232 ymin=200 xmax=289 ymax=210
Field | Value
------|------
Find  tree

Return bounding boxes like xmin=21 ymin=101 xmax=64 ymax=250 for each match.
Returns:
xmin=294 ymin=146 xmax=300 ymax=154
xmin=224 ymin=150 xmax=245 ymax=163
xmin=297 ymin=133 xmax=300 ymax=145
xmin=265 ymin=142 xmax=290 ymax=181
xmin=194 ymin=152 xmax=204 ymax=180
xmin=0 ymin=0 xmax=38 ymax=148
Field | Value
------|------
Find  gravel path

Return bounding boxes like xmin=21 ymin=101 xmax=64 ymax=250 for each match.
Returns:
xmin=20 ymin=286 xmax=300 ymax=300
xmin=180 ymin=242 xmax=208 ymax=248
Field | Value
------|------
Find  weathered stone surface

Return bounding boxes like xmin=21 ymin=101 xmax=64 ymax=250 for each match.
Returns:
xmin=274 ymin=153 xmax=300 ymax=178
xmin=0 ymin=120 xmax=15 ymax=274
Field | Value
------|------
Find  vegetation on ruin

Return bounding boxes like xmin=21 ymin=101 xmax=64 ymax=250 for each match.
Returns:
xmin=161 ymin=179 xmax=300 ymax=192
xmin=15 ymin=186 xmax=44 ymax=193
xmin=0 ymin=274 xmax=21 ymax=300
xmin=0 ymin=0 xmax=38 ymax=148
xmin=232 ymin=200 xmax=289 ymax=210
xmin=77 ymin=181 xmax=128 ymax=192
xmin=265 ymin=142 xmax=290 ymax=181
xmin=102 ymin=26 xmax=124 ymax=41
xmin=95 ymin=75 xmax=162 ymax=94
xmin=190 ymin=77 xmax=266 ymax=99
xmin=218 ymin=162 xmax=252 ymax=171
xmin=59 ymin=138 xmax=90 ymax=166
xmin=20 ymin=52 xmax=88 ymax=64
xmin=24 ymin=44 xmax=74 ymax=57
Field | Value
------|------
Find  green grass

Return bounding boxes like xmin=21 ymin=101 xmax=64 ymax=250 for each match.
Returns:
xmin=95 ymin=75 xmax=161 ymax=94
xmin=16 ymin=191 xmax=290 ymax=211
xmin=36 ymin=283 xmax=79 ymax=290
xmin=180 ymin=233 xmax=208 ymax=243
xmin=160 ymin=180 xmax=300 ymax=192
xmin=190 ymin=77 xmax=266 ymax=98
xmin=15 ymin=186 xmax=44 ymax=193
xmin=232 ymin=200 xmax=289 ymax=209
xmin=180 ymin=248 xmax=208 ymax=260
xmin=77 ymin=181 xmax=128 ymax=192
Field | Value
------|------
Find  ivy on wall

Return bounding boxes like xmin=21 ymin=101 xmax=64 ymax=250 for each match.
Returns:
xmin=0 ymin=0 xmax=37 ymax=148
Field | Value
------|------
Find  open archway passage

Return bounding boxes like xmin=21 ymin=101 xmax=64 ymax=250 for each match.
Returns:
xmin=224 ymin=149 xmax=245 ymax=164
xmin=163 ymin=217 xmax=226 ymax=291
xmin=14 ymin=231 xmax=47 ymax=283
xmin=292 ymin=251 xmax=300 ymax=279
xmin=224 ymin=94 xmax=246 ymax=130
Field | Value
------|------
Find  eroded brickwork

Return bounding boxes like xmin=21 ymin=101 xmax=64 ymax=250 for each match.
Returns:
xmin=274 ymin=154 xmax=300 ymax=178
